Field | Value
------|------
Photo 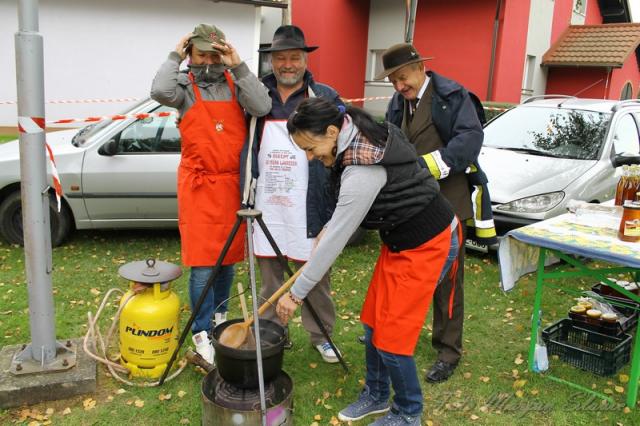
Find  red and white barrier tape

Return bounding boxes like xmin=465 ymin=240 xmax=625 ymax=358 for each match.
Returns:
xmin=32 ymin=97 xmax=509 ymax=126
xmin=18 ymin=116 xmax=62 ymax=211
xmin=47 ymin=111 xmax=175 ymax=125
xmin=0 ymin=97 xmax=141 ymax=106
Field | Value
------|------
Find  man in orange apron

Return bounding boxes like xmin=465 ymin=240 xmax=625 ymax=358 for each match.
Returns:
xmin=151 ymin=24 xmax=271 ymax=364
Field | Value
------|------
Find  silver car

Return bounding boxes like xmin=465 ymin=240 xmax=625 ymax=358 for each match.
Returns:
xmin=0 ymin=99 xmax=180 ymax=246
xmin=0 ymin=100 xmax=368 ymax=247
xmin=480 ymin=96 xmax=640 ymax=235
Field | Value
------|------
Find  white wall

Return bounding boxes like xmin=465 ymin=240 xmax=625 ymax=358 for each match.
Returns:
xmin=363 ymin=0 xmax=405 ymax=117
xmin=0 ymin=0 xmax=261 ymax=127
xmin=521 ymin=0 xmax=555 ymax=102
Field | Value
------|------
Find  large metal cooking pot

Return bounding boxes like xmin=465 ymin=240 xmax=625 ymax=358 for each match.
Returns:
xmin=211 ymin=318 xmax=285 ymax=389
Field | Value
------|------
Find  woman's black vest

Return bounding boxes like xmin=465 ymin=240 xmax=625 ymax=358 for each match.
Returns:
xmin=333 ymin=124 xmax=454 ymax=252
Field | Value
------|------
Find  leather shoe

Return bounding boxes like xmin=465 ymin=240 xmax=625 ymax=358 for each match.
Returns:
xmin=425 ymin=360 xmax=458 ymax=383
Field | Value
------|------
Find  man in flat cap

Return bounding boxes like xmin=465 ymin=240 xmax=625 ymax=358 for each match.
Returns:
xmin=378 ymin=43 xmax=494 ymax=383
xmin=151 ymin=24 xmax=271 ymax=365
xmin=240 ymin=25 xmax=341 ymax=363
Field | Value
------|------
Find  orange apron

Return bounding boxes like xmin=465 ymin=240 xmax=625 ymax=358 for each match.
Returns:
xmin=177 ymin=72 xmax=246 ymax=266
xmin=360 ymin=224 xmax=453 ymax=356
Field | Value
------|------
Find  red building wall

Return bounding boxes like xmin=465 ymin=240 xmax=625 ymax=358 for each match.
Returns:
xmin=291 ymin=0 xmax=370 ymax=102
xmin=608 ymin=57 xmax=640 ymax=99
xmin=545 ymin=67 xmax=609 ymax=98
xmin=413 ymin=0 xmax=496 ymax=100
xmin=491 ymin=0 xmax=531 ymax=103
xmin=550 ymin=0 xmax=574 ymax=44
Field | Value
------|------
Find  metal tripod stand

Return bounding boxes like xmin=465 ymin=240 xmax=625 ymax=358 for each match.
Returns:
xmin=159 ymin=208 xmax=347 ymax=423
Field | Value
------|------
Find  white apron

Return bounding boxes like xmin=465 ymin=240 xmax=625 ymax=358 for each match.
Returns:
xmin=253 ymin=120 xmax=314 ymax=261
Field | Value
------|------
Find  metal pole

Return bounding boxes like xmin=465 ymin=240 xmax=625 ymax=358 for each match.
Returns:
xmin=15 ymin=0 xmax=57 ymax=364
xmin=404 ymin=0 xmax=418 ymax=43
xmin=247 ymin=215 xmax=268 ymax=425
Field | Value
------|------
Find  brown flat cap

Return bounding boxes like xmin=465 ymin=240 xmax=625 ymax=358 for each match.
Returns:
xmin=374 ymin=43 xmax=432 ymax=80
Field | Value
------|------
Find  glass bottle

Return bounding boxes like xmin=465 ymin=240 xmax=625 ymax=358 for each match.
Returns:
xmin=615 ymin=165 xmax=629 ymax=206
xmin=623 ymin=165 xmax=638 ymax=205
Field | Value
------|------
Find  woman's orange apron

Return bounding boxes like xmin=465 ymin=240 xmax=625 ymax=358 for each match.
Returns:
xmin=361 ymin=224 xmax=454 ymax=356
xmin=177 ymin=72 xmax=246 ymax=266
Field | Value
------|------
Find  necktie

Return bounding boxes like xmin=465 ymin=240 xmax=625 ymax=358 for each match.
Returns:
xmin=410 ymin=98 xmax=420 ymax=115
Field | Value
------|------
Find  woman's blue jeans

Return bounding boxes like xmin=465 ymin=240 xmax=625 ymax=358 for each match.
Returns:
xmin=362 ymin=224 xmax=459 ymax=416
xmin=188 ymin=265 xmax=234 ymax=334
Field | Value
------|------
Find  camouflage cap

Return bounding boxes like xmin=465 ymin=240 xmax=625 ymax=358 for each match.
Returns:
xmin=190 ymin=24 xmax=226 ymax=53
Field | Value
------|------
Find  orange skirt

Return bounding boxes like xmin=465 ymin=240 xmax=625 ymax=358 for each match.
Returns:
xmin=360 ymin=225 xmax=453 ymax=355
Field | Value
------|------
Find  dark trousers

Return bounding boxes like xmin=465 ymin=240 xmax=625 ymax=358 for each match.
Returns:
xmin=431 ymin=223 xmax=466 ymax=364
xmin=257 ymin=257 xmax=336 ymax=345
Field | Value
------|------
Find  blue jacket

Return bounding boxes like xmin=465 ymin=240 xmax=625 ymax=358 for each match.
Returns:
xmin=240 ymin=71 xmax=343 ymax=238
xmin=386 ymin=71 xmax=497 ymax=245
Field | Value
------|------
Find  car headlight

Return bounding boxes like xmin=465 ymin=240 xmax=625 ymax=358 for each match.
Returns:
xmin=496 ymin=192 xmax=565 ymax=213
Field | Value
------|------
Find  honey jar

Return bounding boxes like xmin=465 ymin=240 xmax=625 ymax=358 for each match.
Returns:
xmin=618 ymin=201 xmax=640 ymax=243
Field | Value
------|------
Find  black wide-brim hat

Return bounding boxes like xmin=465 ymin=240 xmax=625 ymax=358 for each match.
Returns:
xmin=374 ymin=43 xmax=433 ymax=80
xmin=258 ymin=25 xmax=318 ymax=53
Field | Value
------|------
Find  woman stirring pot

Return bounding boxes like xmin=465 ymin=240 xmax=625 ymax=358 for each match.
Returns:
xmin=275 ymin=98 xmax=460 ymax=425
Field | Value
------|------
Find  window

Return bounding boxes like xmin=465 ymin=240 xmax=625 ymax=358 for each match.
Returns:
xmin=369 ymin=49 xmax=387 ymax=82
xmin=612 ymin=114 xmax=640 ymax=155
xmin=573 ymin=0 xmax=586 ymax=15
xmin=620 ymin=82 xmax=633 ymax=100
xmin=116 ymin=106 xmax=180 ymax=154
xmin=258 ymin=45 xmax=272 ymax=78
xmin=521 ymin=55 xmax=536 ymax=95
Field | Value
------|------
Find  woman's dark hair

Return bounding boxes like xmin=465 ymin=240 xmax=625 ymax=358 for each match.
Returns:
xmin=287 ymin=97 xmax=388 ymax=146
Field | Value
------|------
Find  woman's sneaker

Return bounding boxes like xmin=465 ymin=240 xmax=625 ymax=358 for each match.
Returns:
xmin=315 ymin=342 xmax=340 ymax=363
xmin=338 ymin=388 xmax=390 ymax=421
xmin=192 ymin=330 xmax=214 ymax=365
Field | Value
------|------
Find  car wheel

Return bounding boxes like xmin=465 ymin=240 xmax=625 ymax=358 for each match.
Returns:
xmin=0 ymin=191 xmax=72 ymax=247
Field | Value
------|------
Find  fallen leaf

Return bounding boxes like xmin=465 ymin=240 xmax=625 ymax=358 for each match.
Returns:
xmin=83 ymin=398 xmax=96 ymax=411
xmin=90 ymin=288 xmax=100 ymax=296
xmin=479 ymin=376 xmax=490 ymax=383
xmin=615 ymin=386 xmax=624 ymax=393
xmin=62 ymin=408 xmax=71 ymax=415
xmin=159 ymin=393 xmax=172 ymax=401
xmin=604 ymin=388 xmax=613 ymax=395
xmin=309 ymin=363 xmax=318 ymax=369
xmin=463 ymin=372 xmax=472 ymax=379
xmin=45 ymin=408 xmax=54 ymax=416
xmin=623 ymin=407 xmax=631 ymax=414
xmin=479 ymin=406 xmax=489 ymax=413
xmin=310 ymin=423 xmax=319 ymax=426
xmin=515 ymin=390 xmax=524 ymax=398
xmin=115 ymin=388 xmax=126 ymax=395
xmin=513 ymin=379 xmax=527 ymax=389
xmin=179 ymin=419 xmax=190 ymax=425
xmin=530 ymin=389 xmax=539 ymax=395
xmin=514 ymin=354 xmax=524 ymax=365
xmin=314 ymin=414 xmax=322 ymax=420
xmin=619 ymin=374 xmax=630 ymax=384
xmin=470 ymin=414 xmax=480 ymax=420
xmin=134 ymin=399 xmax=145 ymax=408
xmin=178 ymin=390 xmax=187 ymax=398
xmin=106 ymin=396 xmax=114 ymax=402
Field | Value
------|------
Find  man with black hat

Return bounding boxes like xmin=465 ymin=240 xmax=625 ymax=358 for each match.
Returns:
xmin=150 ymin=24 xmax=271 ymax=365
xmin=241 ymin=25 xmax=341 ymax=363
xmin=377 ymin=43 xmax=488 ymax=383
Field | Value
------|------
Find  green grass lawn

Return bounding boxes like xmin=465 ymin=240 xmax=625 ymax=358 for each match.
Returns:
xmin=0 ymin=229 xmax=638 ymax=425
xmin=0 ymin=135 xmax=17 ymax=144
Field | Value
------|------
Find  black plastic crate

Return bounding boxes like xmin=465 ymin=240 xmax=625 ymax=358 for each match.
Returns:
xmin=541 ymin=319 xmax=632 ymax=376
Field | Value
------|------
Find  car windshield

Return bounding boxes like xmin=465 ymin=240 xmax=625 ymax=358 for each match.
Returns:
xmin=483 ymin=106 xmax=611 ymax=160
xmin=71 ymin=99 xmax=152 ymax=147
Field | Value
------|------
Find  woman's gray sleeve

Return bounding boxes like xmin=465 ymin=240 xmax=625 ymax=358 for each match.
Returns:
xmin=230 ymin=62 xmax=272 ymax=117
xmin=150 ymin=52 xmax=186 ymax=108
xmin=290 ymin=165 xmax=387 ymax=300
